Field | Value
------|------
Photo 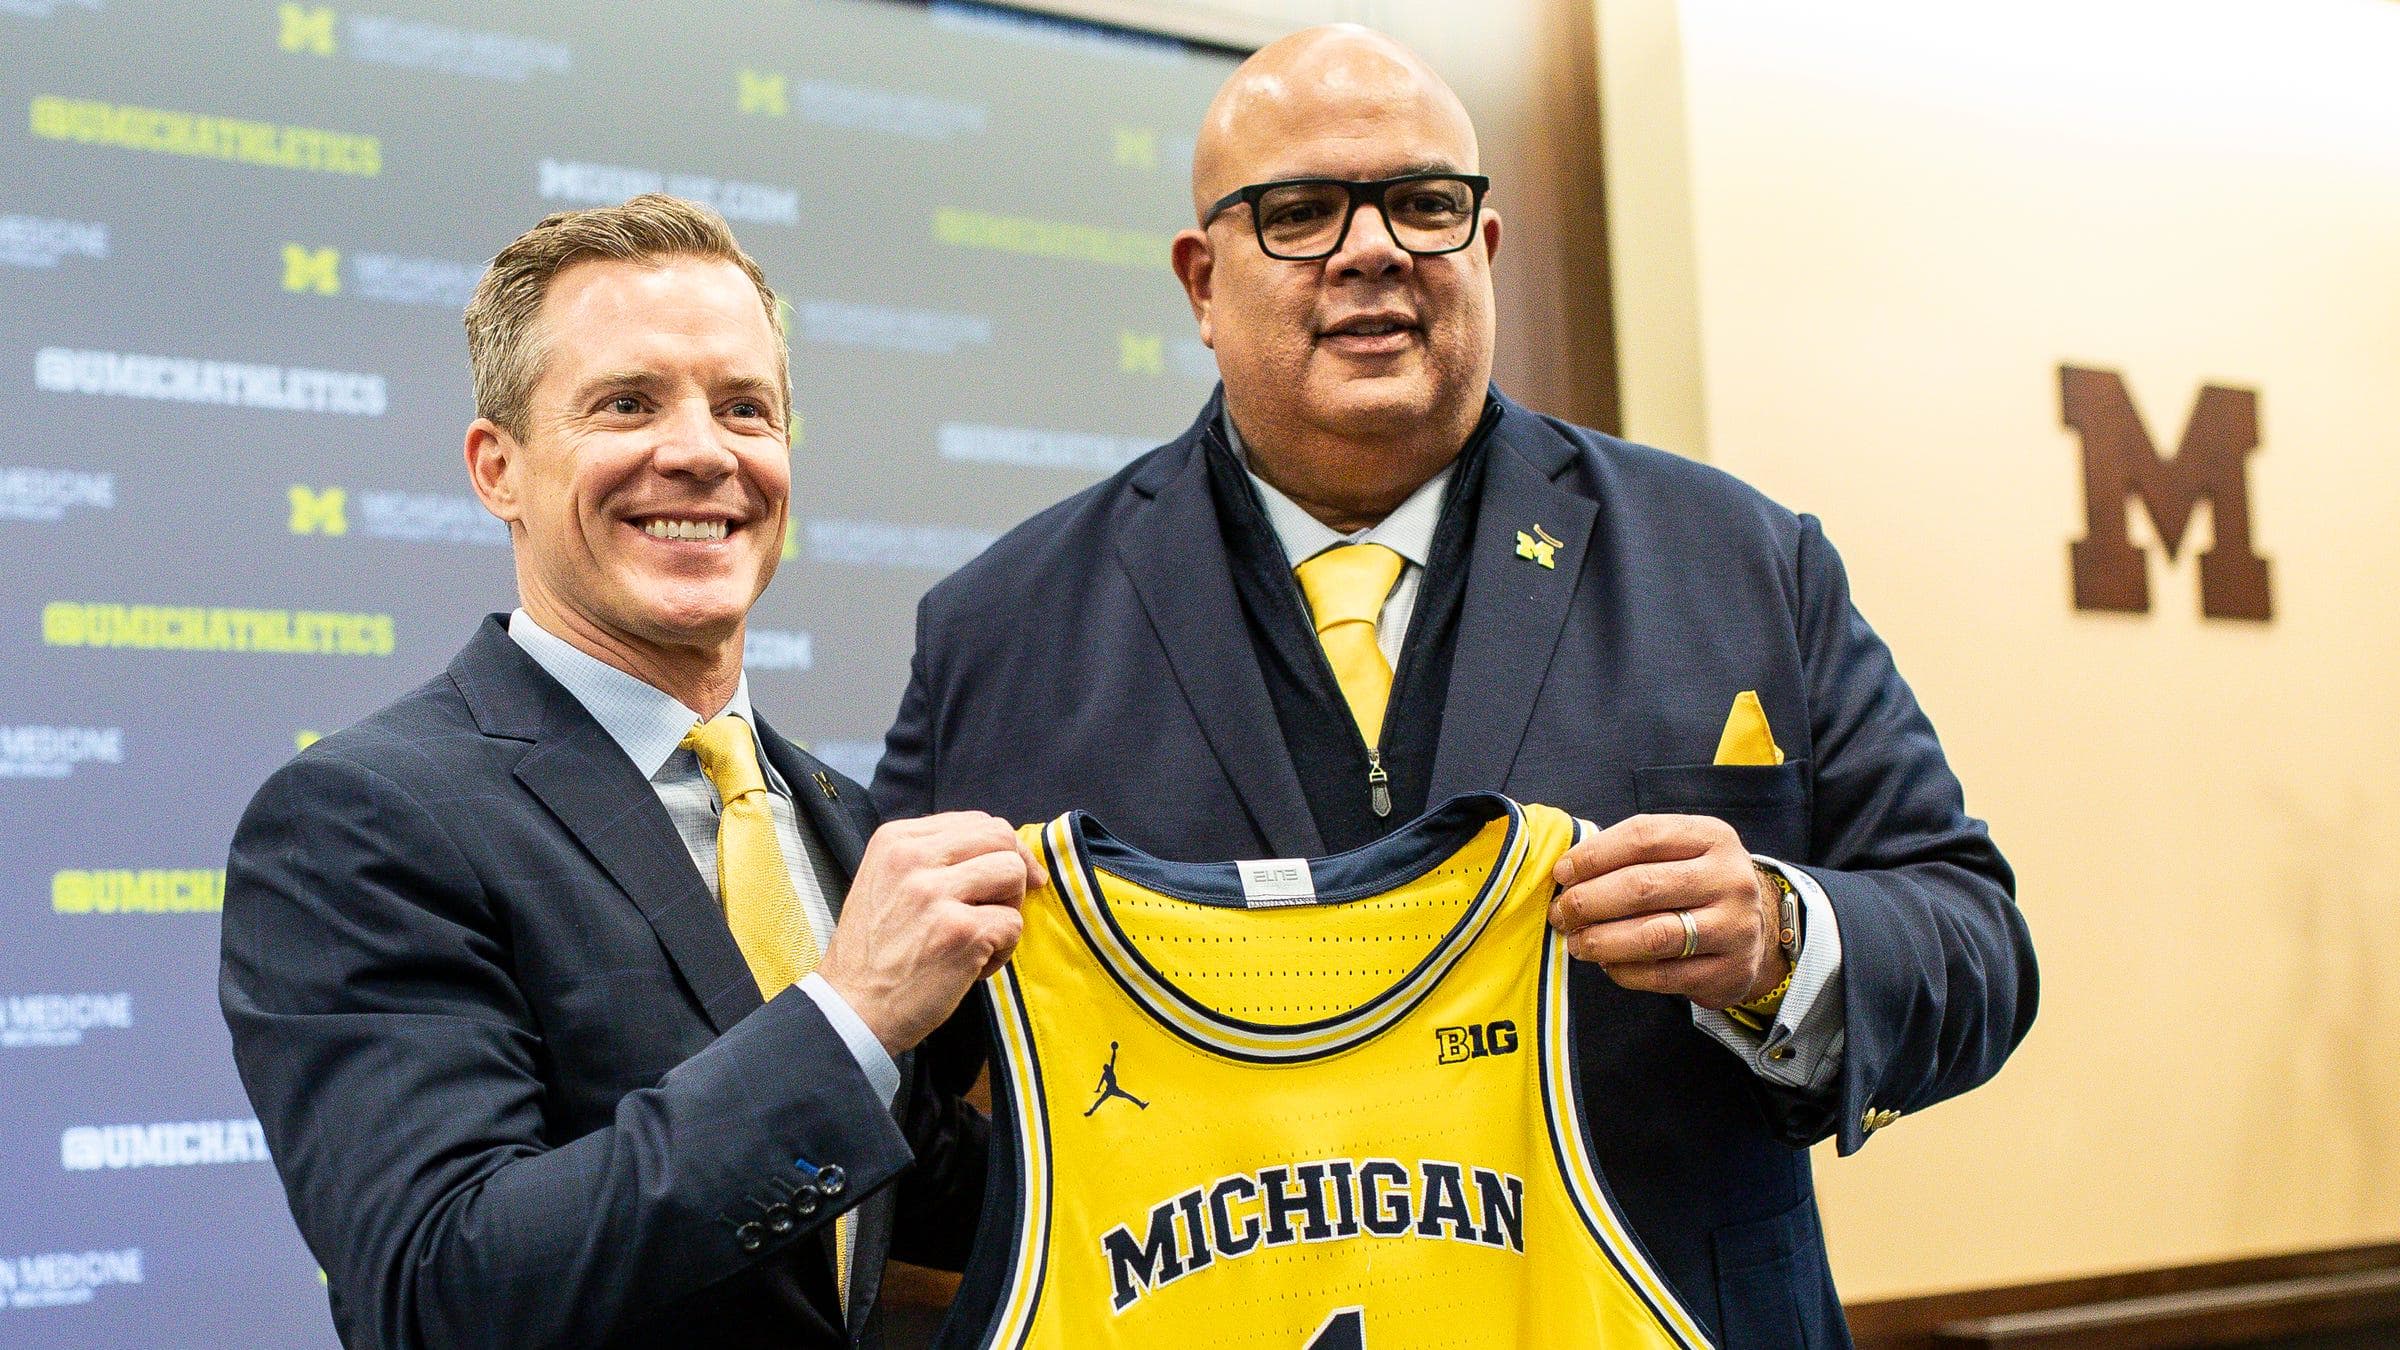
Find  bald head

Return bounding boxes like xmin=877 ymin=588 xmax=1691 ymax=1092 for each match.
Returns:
xmin=1168 ymin=24 xmax=1500 ymax=534
xmin=1190 ymin=25 xmax=1479 ymax=219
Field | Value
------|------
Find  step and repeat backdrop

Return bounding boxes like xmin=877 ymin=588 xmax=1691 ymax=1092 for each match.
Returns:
xmin=0 ymin=1 xmax=1239 ymax=1342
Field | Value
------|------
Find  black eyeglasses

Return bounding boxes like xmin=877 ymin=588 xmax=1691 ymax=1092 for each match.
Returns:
xmin=1200 ymin=172 xmax=1491 ymax=261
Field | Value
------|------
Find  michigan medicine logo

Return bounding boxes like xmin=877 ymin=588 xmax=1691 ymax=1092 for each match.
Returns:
xmin=0 ymin=466 xmax=113 ymax=522
xmin=1 ymin=992 xmax=132 ymax=1048
xmin=278 ymin=4 xmax=570 ymax=81
xmin=0 ymin=725 xmax=123 ymax=779
xmin=287 ymin=483 xmax=507 ymax=545
xmin=282 ymin=242 xmax=481 ymax=307
xmin=0 ymin=1248 xmax=142 ymax=1311
xmin=0 ymin=214 xmax=108 ymax=270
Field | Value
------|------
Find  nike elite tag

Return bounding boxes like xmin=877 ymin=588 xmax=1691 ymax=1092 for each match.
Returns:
xmin=1237 ymin=859 xmax=1316 ymax=907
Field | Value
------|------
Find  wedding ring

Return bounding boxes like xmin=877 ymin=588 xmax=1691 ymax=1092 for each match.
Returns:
xmin=1675 ymin=908 xmax=1700 ymax=960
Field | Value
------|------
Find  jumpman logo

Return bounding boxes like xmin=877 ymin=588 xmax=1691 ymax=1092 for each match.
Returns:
xmin=1084 ymin=1041 xmax=1149 ymax=1116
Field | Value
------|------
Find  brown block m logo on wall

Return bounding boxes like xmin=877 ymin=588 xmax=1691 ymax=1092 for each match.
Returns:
xmin=2062 ymin=365 xmax=2271 ymax=620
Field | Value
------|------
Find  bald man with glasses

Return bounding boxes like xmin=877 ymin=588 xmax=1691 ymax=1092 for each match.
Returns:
xmin=878 ymin=26 xmax=2034 ymax=1347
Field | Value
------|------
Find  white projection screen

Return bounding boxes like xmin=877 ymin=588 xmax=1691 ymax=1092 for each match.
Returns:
xmin=0 ymin=2 xmax=1241 ymax=1342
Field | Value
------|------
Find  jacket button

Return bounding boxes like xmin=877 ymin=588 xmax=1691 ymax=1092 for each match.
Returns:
xmin=1862 ymin=1106 xmax=1901 ymax=1133
xmin=764 ymin=1204 xmax=795 ymax=1236
xmin=817 ymin=1165 xmax=846 ymax=1197
xmin=735 ymin=1222 xmax=765 ymax=1252
xmin=789 ymin=1185 xmax=821 ymax=1217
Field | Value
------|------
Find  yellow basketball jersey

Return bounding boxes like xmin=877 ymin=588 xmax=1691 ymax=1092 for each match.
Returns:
xmin=964 ymin=793 xmax=1712 ymax=1349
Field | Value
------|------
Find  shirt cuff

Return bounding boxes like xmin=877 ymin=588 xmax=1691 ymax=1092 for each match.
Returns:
xmin=799 ymin=972 xmax=901 ymax=1111
xmin=1689 ymin=857 xmax=1845 ymax=1093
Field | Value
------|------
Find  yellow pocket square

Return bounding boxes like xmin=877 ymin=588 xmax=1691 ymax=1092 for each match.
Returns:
xmin=1713 ymin=690 xmax=1784 ymax=766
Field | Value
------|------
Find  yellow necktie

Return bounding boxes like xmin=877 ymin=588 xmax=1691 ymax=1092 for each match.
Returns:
xmin=1294 ymin=542 xmax=1407 ymax=746
xmin=682 ymin=715 xmax=818 ymax=997
xmin=679 ymin=715 xmax=849 ymax=1306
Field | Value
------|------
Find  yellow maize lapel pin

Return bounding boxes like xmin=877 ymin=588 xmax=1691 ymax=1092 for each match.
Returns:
xmin=1513 ymin=523 xmax=1562 ymax=570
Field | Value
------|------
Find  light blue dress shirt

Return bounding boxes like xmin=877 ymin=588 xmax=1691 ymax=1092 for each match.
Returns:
xmin=1229 ymin=416 xmax=1845 ymax=1092
xmin=506 ymin=610 xmax=902 ymax=1108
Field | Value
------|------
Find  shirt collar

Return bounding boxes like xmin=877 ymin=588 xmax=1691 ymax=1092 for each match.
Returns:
xmin=1224 ymin=410 xmax=1450 ymax=570
xmin=506 ymin=608 xmax=777 ymax=789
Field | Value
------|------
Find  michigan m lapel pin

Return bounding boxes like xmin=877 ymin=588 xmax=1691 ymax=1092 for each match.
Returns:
xmin=1514 ymin=524 xmax=1562 ymax=570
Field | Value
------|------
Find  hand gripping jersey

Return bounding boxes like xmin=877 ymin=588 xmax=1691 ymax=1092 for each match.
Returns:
xmin=941 ymin=793 xmax=1712 ymax=1349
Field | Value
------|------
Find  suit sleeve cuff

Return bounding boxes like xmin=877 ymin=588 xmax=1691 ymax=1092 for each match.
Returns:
xmin=799 ymin=973 xmax=901 ymax=1111
xmin=1689 ymin=857 xmax=1845 ymax=1093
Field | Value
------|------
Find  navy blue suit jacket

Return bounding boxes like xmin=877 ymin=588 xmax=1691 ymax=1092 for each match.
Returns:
xmin=222 ymin=617 xmax=984 ymax=1349
xmin=875 ymin=392 xmax=2035 ymax=1347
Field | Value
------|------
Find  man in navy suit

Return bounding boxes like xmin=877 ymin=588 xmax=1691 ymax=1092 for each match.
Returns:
xmin=876 ymin=28 xmax=2035 ymax=1346
xmin=222 ymin=196 xmax=1032 ymax=1349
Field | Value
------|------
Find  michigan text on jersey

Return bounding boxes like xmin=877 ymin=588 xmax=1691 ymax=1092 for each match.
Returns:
xmin=1102 ymin=1157 xmax=1526 ymax=1312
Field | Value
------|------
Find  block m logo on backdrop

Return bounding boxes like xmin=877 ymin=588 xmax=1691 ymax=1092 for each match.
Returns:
xmin=2062 ymin=365 xmax=2271 ymax=621
xmin=282 ymin=244 xmax=341 ymax=295
xmin=288 ymin=486 xmax=347 ymax=536
xmin=279 ymin=4 xmax=337 ymax=56
xmin=737 ymin=69 xmax=787 ymax=117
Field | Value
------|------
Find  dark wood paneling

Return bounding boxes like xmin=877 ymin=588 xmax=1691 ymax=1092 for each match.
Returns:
xmin=1853 ymin=1244 xmax=2400 ymax=1350
xmin=1476 ymin=0 xmax=1620 ymax=435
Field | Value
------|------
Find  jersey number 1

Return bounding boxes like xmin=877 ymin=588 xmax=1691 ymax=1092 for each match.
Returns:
xmin=1304 ymin=1307 xmax=1365 ymax=1349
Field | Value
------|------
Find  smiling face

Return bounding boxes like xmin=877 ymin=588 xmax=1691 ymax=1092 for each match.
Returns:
xmin=1172 ymin=28 xmax=1500 ymax=524
xmin=466 ymin=255 xmax=789 ymax=688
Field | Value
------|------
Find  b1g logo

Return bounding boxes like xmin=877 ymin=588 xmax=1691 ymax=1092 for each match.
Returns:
xmin=1434 ymin=1020 xmax=1516 ymax=1064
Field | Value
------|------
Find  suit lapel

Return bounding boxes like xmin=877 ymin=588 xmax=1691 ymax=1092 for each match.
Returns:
xmin=451 ymin=620 xmax=764 ymax=1036
xmin=1113 ymin=428 xmax=1326 ymax=857
xmin=756 ymin=720 xmax=870 ymax=897
xmin=517 ymin=727 xmax=770 ymax=1036
xmin=1430 ymin=410 xmax=1599 ymax=800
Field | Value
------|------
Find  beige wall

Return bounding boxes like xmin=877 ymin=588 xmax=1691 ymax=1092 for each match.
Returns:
xmin=1600 ymin=0 xmax=2400 ymax=1301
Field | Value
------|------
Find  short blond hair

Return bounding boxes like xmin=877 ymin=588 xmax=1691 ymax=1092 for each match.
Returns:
xmin=463 ymin=194 xmax=787 ymax=439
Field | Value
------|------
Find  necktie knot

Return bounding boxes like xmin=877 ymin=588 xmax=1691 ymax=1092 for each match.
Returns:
xmin=1293 ymin=543 xmax=1406 ymax=751
xmin=1295 ymin=542 xmax=1405 ymax=634
xmin=682 ymin=715 xmax=768 ymax=803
